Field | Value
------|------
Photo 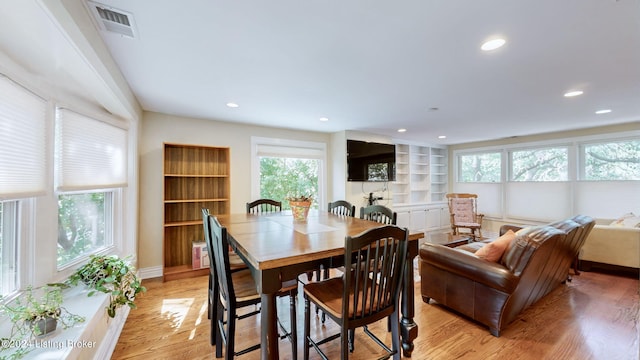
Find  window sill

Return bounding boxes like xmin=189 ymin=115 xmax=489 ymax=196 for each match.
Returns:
xmin=0 ymin=285 xmax=129 ymax=359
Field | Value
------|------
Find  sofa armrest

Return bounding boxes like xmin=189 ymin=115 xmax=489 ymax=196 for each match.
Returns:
xmin=420 ymin=243 xmax=519 ymax=293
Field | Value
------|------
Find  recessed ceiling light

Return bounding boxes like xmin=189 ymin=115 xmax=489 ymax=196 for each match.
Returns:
xmin=481 ymin=38 xmax=506 ymax=51
xmin=595 ymin=109 xmax=612 ymax=114
xmin=226 ymin=102 xmax=239 ymax=108
xmin=564 ymin=90 xmax=583 ymax=97
xmin=319 ymin=117 xmax=329 ymax=122
xmin=438 ymin=135 xmax=447 ymax=139
xmin=397 ymin=128 xmax=407 ymax=133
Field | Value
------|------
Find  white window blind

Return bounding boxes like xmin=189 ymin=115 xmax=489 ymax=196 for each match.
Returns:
xmin=0 ymin=75 xmax=47 ymax=199
xmin=55 ymin=108 xmax=128 ymax=191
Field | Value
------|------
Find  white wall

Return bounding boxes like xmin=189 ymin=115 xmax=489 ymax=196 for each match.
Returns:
xmin=139 ymin=112 xmax=332 ymax=273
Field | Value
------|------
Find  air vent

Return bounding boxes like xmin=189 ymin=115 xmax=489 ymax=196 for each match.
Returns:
xmin=88 ymin=1 xmax=136 ymax=38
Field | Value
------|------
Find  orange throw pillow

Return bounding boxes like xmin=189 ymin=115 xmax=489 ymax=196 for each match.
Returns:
xmin=475 ymin=230 xmax=516 ymax=262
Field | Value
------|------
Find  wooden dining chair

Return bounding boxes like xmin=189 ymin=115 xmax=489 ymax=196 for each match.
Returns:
xmin=246 ymin=199 xmax=282 ymax=213
xmin=360 ymin=204 xmax=397 ymax=225
xmin=328 ymin=200 xmax=356 ymax=217
xmin=207 ymin=214 xmax=299 ymax=359
xmin=303 ymin=225 xmax=409 ymax=360
xmin=201 ymin=208 xmax=247 ymax=339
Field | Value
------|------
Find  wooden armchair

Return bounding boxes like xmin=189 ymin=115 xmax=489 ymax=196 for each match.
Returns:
xmin=446 ymin=193 xmax=484 ymax=239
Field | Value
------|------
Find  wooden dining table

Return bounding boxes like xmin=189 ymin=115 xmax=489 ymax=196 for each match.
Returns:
xmin=216 ymin=210 xmax=423 ymax=360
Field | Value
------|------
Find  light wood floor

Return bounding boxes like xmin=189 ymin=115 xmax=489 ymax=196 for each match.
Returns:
xmin=111 ymin=266 xmax=639 ymax=360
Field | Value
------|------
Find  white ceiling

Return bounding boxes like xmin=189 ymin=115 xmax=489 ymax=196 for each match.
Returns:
xmin=3 ymin=0 xmax=640 ymax=144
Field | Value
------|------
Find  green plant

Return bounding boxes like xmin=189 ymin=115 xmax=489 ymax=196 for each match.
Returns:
xmin=0 ymin=284 xmax=85 ymax=358
xmin=286 ymin=194 xmax=313 ymax=203
xmin=67 ymin=254 xmax=146 ymax=318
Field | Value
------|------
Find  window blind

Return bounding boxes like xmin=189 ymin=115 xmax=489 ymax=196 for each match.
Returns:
xmin=0 ymin=75 xmax=47 ymax=199
xmin=55 ymin=108 xmax=128 ymax=191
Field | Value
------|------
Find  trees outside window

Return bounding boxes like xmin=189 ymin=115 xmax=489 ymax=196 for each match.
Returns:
xmin=583 ymin=140 xmax=640 ymax=180
xmin=458 ymin=152 xmax=501 ymax=182
xmin=57 ymin=192 xmax=112 ymax=266
xmin=259 ymin=157 xmax=319 ymax=209
xmin=511 ymin=147 xmax=568 ymax=181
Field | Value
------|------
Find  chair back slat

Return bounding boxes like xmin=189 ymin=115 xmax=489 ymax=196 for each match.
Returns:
xmin=247 ymin=199 xmax=282 ymax=214
xmin=343 ymin=225 xmax=408 ymax=325
xmin=328 ymin=200 xmax=356 ymax=217
xmin=360 ymin=205 xmax=397 ymax=225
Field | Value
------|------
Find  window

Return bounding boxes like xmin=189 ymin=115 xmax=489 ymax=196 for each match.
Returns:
xmin=260 ymin=157 xmax=319 ymax=209
xmin=582 ymin=139 xmax=640 ymax=180
xmin=57 ymin=192 xmax=113 ymax=266
xmin=55 ymin=108 xmax=127 ymax=267
xmin=458 ymin=152 xmax=501 ymax=182
xmin=252 ymin=137 xmax=326 ymax=210
xmin=510 ymin=147 xmax=568 ymax=181
xmin=0 ymin=201 xmax=18 ymax=296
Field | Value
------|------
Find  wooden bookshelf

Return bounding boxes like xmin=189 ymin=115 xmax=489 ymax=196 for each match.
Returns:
xmin=163 ymin=143 xmax=230 ymax=281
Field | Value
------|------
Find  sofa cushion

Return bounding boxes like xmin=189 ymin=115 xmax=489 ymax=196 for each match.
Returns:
xmin=475 ymin=230 xmax=516 ymax=262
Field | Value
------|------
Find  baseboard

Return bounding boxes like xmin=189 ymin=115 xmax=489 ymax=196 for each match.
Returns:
xmin=139 ymin=265 xmax=163 ymax=279
xmin=578 ymin=260 xmax=639 ymax=278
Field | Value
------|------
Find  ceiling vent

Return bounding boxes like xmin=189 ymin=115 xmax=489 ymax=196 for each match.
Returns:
xmin=88 ymin=1 xmax=136 ymax=38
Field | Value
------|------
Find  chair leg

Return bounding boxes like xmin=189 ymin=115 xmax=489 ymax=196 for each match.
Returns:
xmin=290 ymin=292 xmax=297 ymax=360
xmin=348 ymin=329 xmax=355 ymax=352
xmin=342 ymin=328 xmax=350 ymax=360
xmin=215 ymin=299 xmax=224 ymax=357
xmin=303 ymin=297 xmax=310 ymax=360
xmin=390 ymin=311 xmax=401 ymax=360
xmin=224 ymin=307 xmax=235 ymax=360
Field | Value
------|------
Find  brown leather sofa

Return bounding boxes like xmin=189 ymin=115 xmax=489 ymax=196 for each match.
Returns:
xmin=419 ymin=215 xmax=595 ymax=336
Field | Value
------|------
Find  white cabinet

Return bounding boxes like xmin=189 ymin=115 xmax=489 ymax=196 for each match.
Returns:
xmin=394 ymin=205 xmax=427 ymax=232
xmin=425 ymin=205 xmax=450 ymax=231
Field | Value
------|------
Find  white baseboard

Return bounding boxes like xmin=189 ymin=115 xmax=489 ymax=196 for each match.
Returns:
xmin=139 ymin=265 xmax=163 ymax=279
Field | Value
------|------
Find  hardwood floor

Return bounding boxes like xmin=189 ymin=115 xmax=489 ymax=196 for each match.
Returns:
xmin=112 ymin=267 xmax=639 ymax=360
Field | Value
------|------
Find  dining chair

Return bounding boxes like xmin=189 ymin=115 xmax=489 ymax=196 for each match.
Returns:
xmin=201 ymin=208 xmax=247 ymax=336
xmin=207 ymin=214 xmax=299 ymax=359
xmin=246 ymin=198 xmax=282 ymax=213
xmin=360 ymin=204 xmax=397 ymax=225
xmin=328 ymin=200 xmax=356 ymax=217
xmin=303 ymin=225 xmax=409 ymax=360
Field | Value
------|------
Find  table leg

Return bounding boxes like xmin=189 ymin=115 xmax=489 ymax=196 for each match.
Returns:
xmin=400 ymin=243 xmax=419 ymax=357
xmin=260 ymin=292 xmax=279 ymax=359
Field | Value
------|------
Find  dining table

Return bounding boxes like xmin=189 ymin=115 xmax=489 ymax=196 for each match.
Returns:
xmin=216 ymin=210 xmax=423 ymax=360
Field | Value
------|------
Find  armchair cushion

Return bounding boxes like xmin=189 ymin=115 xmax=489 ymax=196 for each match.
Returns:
xmin=476 ymin=230 xmax=516 ymax=262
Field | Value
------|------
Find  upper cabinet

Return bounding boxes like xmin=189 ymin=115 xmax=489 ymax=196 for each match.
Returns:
xmin=392 ymin=143 xmax=447 ymax=206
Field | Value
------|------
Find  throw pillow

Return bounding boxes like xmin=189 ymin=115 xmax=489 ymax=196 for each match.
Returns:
xmin=475 ymin=229 xmax=516 ymax=262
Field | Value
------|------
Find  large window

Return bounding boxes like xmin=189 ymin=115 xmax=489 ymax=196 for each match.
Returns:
xmin=458 ymin=152 xmax=501 ymax=182
xmin=57 ymin=192 xmax=113 ymax=266
xmin=510 ymin=147 xmax=568 ymax=181
xmin=260 ymin=157 xmax=319 ymax=209
xmin=252 ymin=137 xmax=326 ymax=210
xmin=582 ymin=139 xmax=640 ymax=180
xmin=0 ymin=201 xmax=18 ymax=296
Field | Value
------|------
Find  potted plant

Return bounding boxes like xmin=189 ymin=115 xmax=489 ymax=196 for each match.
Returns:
xmin=67 ymin=254 xmax=146 ymax=318
xmin=287 ymin=194 xmax=313 ymax=221
xmin=0 ymin=284 xmax=84 ymax=338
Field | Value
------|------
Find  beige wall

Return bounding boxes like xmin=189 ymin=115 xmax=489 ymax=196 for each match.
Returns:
xmin=138 ymin=112 xmax=333 ymax=271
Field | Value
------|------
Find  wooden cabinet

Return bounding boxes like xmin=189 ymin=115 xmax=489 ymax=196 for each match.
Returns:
xmin=163 ymin=143 xmax=230 ymax=281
